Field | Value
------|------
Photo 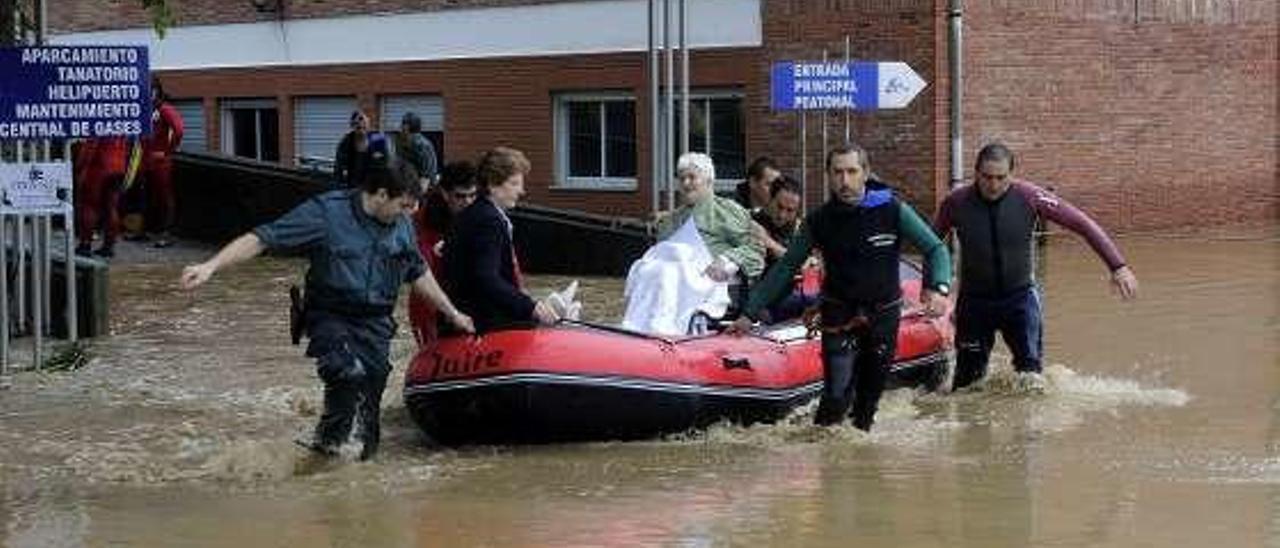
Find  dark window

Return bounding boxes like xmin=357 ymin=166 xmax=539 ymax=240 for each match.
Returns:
xmin=673 ymin=95 xmax=745 ymax=181
xmin=604 ymin=101 xmax=636 ymax=178
xmin=568 ymin=101 xmax=601 ymax=177
xmin=229 ymin=107 xmax=279 ymax=162
xmin=560 ymin=97 xmax=637 ymax=183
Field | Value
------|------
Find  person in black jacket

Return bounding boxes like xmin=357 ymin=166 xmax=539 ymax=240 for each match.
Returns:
xmin=444 ymin=147 xmax=559 ymax=332
xmin=333 ymin=110 xmax=372 ymax=189
xmin=731 ymin=144 xmax=951 ymax=431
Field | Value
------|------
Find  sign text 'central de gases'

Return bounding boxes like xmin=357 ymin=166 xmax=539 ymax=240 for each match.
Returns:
xmin=0 ymin=46 xmax=151 ymax=141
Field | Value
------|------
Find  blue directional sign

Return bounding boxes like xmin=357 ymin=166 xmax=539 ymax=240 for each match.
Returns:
xmin=771 ymin=61 xmax=927 ymax=111
xmin=0 ymin=46 xmax=150 ymax=141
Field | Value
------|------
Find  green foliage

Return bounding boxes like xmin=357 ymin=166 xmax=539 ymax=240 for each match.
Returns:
xmin=139 ymin=0 xmax=173 ymax=39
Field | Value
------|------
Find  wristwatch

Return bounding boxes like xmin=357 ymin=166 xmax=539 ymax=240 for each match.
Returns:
xmin=933 ymin=283 xmax=950 ymax=297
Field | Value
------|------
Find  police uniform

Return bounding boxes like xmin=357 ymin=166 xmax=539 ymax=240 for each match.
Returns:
xmin=744 ymin=181 xmax=951 ymax=431
xmin=253 ymin=190 xmax=426 ymax=458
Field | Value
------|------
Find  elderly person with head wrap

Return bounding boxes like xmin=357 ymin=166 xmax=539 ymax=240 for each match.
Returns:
xmin=622 ymin=153 xmax=764 ymax=334
xmin=656 ymin=152 xmax=765 ymax=286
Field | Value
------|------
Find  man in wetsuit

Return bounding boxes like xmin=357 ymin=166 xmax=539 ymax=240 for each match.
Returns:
xmin=934 ymin=142 xmax=1139 ymax=391
xmin=180 ymin=161 xmax=474 ymax=460
xmin=731 ymin=143 xmax=951 ymax=431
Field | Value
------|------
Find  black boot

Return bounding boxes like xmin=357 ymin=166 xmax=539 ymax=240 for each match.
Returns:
xmin=851 ymin=414 xmax=874 ymax=432
xmin=358 ymin=441 xmax=378 ymax=462
xmin=293 ymin=437 xmax=340 ymax=458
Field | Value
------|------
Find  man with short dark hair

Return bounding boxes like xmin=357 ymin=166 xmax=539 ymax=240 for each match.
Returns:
xmin=752 ymin=174 xmax=803 ymax=269
xmin=410 ymin=160 xmax=478 ymax=347
xmin=180 ymin=161 xmax=473 ymax=460
xmin=750 ymin=174 xmax=814 ymax=322
xmin=732 ymin=144 xmax=951 ymax=431
xmin=935 ymin=142 xmax=1138 ymax=391
xmin=734 ymin=156 xmax=781 ymax=211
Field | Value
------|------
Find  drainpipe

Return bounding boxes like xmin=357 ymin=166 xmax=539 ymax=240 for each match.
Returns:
xmin=36 ymin=0 xmax=45 ymax=44
xmin=948 ymin=0 xmax=963 ymax=189
xmin=649 ymin=0 xmax=659 ymax=217
xmin=663 ymin=0 xmax=674 ymax=210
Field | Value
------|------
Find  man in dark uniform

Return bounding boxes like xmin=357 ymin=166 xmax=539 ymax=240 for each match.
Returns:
xmin=730 ymin=144 xmax=952 ymax=431
xmin=180 ymin=161 xmax=474 ymax=460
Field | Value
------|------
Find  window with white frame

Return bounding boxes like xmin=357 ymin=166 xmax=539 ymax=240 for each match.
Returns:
xmin=671 ymin=92 xmax=745 ymax=190
xmin=554 ymin=93 xmax=637 ymax=189
xmin=220 ymin=98 xmax=279 ymax=162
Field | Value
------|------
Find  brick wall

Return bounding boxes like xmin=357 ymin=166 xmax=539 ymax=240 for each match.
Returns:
xmin=52 ymin=0 xmax=1277 ymax=229
xmin=159 ymin=48 xmax=758 ymax=217
xmin=49 ymin=0 xmax=612 ymax=34
xmin=754 ymin=0 xmax=944 ymax=214
xmin=961 ymin=0 xmax=1277 ymax=231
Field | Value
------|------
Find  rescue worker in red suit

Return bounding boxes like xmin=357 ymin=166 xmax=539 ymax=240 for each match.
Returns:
xmin=408 ymin=161 xmax=479 ymax=347
xmin=74 ymin=136 xmax=128 ymax=258
xmin=142 ymin=77 xmax=184 ymax=247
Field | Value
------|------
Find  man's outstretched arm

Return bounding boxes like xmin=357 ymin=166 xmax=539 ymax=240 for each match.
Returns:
xmin=180 ymin=232 xmax=266 ymax=289
xmin=1016 ymin=182 xmax=1138 ymax=299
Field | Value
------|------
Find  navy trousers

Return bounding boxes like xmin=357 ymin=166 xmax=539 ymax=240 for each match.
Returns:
xmin=814 ymin=305 xmax=900 ymax=431
xmin=305 ymin=311 xmax=394 ymax=457
xmin=952 ymin=286 xmax=1044 ymax=390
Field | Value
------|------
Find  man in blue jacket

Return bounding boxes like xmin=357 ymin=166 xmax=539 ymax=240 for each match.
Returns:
xmin=180 ymin=161 xmax=473 ymax=460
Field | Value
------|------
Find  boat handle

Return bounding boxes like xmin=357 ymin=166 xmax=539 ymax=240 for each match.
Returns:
xmin=722 ymin=356 xmax=751 ymax=370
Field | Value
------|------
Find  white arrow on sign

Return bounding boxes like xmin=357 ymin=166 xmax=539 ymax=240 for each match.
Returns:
xmin=877 ymin=62 xmax=928 ymax=109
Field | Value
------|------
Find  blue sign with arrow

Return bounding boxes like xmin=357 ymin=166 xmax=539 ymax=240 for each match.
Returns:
xmin=771 ymin=61 xmax=927 ymax=111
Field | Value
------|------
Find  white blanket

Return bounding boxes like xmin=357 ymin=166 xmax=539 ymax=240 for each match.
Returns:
xmin=621 ymin=219 xmax=730 ymax=335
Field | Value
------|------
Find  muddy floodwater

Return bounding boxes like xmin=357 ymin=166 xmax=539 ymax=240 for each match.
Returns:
xmin=0 ymin=229 xmax=1276 ymax=547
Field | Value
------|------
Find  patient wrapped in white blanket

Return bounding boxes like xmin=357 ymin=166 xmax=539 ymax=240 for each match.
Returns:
xmin=621 ymin=219 xmax=731 ymax=335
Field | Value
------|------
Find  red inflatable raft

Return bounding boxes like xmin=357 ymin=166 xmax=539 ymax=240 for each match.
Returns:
xmin=404 ymin=259 xmax=953 ymax=444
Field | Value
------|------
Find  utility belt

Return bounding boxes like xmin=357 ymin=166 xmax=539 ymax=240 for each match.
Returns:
xmin=289 ymin=286 xmax=393 ymax=345
xmin=804 ymin=296 xmax=902 ymax=336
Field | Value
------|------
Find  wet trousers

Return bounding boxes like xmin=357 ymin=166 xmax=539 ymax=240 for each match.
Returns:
xmin=305 ymin=311 xmax=394 ymax=457
xmin=814 ymin=305 xmax=900 ymax=431
xmin=952 ymin=286 xmax=1044 ymax=390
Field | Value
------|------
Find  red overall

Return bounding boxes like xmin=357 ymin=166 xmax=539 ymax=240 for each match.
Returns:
xmin=142 ymin=101 xmax=184 ymax=233
xmin=74 ymin=137 xmax=128 ymax=248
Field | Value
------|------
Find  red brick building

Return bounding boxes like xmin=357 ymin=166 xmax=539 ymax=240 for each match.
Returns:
xmin=49 ymin=0 xmax=1276 ymax=231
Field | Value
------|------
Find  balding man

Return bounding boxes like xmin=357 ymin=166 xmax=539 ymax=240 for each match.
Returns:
xmin=935 ymin=142 xmax=1139 ymax=391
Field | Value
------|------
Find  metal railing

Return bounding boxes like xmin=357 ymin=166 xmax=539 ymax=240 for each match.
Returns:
xmin=0 ymin=139 xmax=79 ymax=376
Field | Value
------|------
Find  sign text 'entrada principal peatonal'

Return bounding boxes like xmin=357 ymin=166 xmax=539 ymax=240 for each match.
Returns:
xmin=0 ymin=46 xmax=151 ymax=140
